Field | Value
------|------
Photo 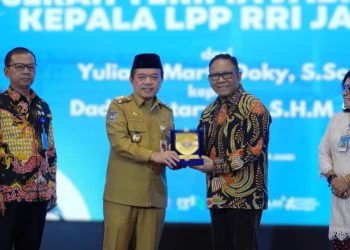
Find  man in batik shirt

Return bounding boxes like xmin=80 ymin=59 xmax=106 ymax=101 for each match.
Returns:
xmin=0 ymin=47 xmax=57 ymax=250
xmin=192 ymin=54 xmax=271 ymax=250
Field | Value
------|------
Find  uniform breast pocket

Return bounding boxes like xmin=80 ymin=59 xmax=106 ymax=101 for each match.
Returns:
xmin=127 ymin=119 xmax=147 ymax=144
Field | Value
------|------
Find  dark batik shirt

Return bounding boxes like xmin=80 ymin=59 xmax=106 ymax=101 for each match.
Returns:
xmin=0 ymin=87 xmax=56 ymax=202
xmin=199 ymin=86 xmax=271 ymax=210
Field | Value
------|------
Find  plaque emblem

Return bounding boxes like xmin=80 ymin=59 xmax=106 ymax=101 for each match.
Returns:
xmin=170 ymin=129 xmax=204 ymax=168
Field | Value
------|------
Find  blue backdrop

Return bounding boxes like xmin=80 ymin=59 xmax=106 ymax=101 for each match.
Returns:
xmin=1 ymin=0 xmax=349 ymax=225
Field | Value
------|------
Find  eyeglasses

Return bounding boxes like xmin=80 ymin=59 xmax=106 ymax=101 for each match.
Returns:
xmin=344 ymin=85 xmax=350 ymax=94
xmin=208 ymin=71 xmax=237 ymax=81
xmin=135 ymin=74 xmax=160 ymax=82
xmin=7 ymin=63 xmax=36 ymax=72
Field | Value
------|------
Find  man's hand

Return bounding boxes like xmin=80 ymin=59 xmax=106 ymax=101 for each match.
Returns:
xmin=150 ymin=151 xmax=179 ymax=169
xmin=0 ymin=193 xmax=6 ymax=216
xmin=190 ymin=156 xmax=215 ymax=173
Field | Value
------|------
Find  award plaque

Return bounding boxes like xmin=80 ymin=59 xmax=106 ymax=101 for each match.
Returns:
xmin=170 ymin=129 xmax=204 ymax=168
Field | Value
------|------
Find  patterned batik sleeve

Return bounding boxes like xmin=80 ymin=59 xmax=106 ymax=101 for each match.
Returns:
xmin=0 ymin=129 xmax=4 ymax=185
xmin=197 ymin=116 xmax=205 ymax=152
xmin=47 ymin=117 xmax=57 ymax=195
xmin=239 ymin=100 xmax=271 ymax=168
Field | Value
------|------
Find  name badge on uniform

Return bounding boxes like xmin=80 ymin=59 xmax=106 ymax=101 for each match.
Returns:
xmin=338 ymin=135 xmax=350 ymax=152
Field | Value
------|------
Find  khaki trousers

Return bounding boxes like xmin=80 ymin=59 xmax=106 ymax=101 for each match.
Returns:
xmin=103 ymin=201 xmax=165 ymax=250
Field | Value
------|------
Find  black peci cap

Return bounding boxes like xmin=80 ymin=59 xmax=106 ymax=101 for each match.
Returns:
xmin=131 ymin=53 xmax=163 ymax=71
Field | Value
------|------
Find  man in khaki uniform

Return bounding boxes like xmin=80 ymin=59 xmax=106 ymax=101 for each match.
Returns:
xmin=103 ymin=53 xmax=179 ymax=250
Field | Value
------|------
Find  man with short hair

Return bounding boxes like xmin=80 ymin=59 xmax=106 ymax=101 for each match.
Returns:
xmin=0 ymin=47 xmax=57 ymax=250
xmin=103 ymin=53 xmax=179 ymax=250
xmin=192 ymin=54 xmax=271 ymax=250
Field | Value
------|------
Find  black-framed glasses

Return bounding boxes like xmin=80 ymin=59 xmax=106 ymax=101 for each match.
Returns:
xmin=7 ymin=63 xmax=36 ymax=72
xmin=208 ymin=71 xmax=237 ymax=81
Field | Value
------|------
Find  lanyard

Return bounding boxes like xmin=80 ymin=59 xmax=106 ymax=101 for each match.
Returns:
xmin=40 ymin=116 xmax=48 ymax=150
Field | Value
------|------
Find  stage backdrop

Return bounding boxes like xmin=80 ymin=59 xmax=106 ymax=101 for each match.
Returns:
xmin=1 ymin=0 xmax=349 ymax=225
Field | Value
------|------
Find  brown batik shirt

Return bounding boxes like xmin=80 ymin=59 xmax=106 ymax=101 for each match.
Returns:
xmin=0 ymin=87 xmax=57 ymax=203
xmin=199 ymin=86 xmax=271 ymax=210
